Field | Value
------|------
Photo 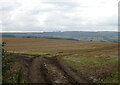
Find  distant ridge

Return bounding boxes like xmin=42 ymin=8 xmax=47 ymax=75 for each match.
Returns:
xmin=1 ymin=31 xmax=119 ymax=43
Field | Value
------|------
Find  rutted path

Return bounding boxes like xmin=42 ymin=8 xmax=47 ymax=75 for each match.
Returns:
xmin=28 ymin=56 xmax=49 ymax=83
xmin=8 ymin=53 xmax=91 ymax=84
xmin=42 ymin=57 xmax=74 ymax=84
xmin=28 ymin=56 xmax=75 ymax=84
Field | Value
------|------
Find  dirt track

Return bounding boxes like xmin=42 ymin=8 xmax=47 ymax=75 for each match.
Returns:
xmin=27 ymin=55 xmax=79 ymax=84
xmin=8 ymin=53 xmax=93 ymax=84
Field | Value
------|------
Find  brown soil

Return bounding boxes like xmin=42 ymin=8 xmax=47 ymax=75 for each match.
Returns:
xmin=3 ymin=37 xmax=118 ymax=53
xmin=5 ymin=53 xmax=93 ymax=84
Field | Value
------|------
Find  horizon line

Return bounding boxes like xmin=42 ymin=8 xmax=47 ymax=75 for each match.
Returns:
xmin=0 ymin=30 xmax=118 ymax=33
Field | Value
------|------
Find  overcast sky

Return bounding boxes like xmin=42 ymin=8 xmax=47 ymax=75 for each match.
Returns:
xmin=0 ymin=0 xmax=119 ymax=32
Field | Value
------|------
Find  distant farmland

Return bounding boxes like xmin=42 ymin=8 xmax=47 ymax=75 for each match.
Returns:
xmin=3 ymin=37 xmax=118 ymax=53
xmin=3 ymin=37 xmax=118 ymax=83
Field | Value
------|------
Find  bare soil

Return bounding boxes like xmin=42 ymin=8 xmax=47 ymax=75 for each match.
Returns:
xmin=3 ymin=37 xmax=117 ymax=53
xmin=5 ymin=53 xmax=92 ymax=84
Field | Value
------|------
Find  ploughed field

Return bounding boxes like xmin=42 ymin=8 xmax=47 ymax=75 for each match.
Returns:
xmin=3 ymin=37 xmax=118 ymax=84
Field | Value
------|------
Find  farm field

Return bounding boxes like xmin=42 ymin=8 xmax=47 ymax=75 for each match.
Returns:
xmin=2 ymin=37 xmax=118 ymax=84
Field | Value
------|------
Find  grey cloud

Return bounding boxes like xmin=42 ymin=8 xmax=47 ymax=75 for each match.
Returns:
xmin=0 ymin=0 xmax=118 ymax=31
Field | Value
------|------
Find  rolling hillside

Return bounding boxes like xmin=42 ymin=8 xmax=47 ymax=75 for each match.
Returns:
xmin=2 ymin=31 xmax=119 ymax=42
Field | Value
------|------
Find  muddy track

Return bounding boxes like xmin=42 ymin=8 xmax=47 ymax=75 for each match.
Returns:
xmin=43 ymin=57 xmax=75 ymax=85
xmin=27 ymin=55 xmax=75 ymax=84
xmin=28 ymin=56 xmax=49 ymax=83
xmin=53 ymin=56 xmax=94 ymax=84
xmin=9 ymin=53 xmax=94 ymax=84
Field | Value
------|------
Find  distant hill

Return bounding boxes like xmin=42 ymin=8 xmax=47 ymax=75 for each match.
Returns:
xmin=1 ymin=31 xmax=119 ymax=43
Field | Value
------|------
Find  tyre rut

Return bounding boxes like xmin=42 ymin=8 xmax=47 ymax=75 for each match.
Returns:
xmin=13 ymin=54 xmax=91 ymax=84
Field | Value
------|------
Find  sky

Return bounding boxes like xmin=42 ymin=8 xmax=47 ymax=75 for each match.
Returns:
xmin=0 ymin=0 xmax=119 ymax=32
